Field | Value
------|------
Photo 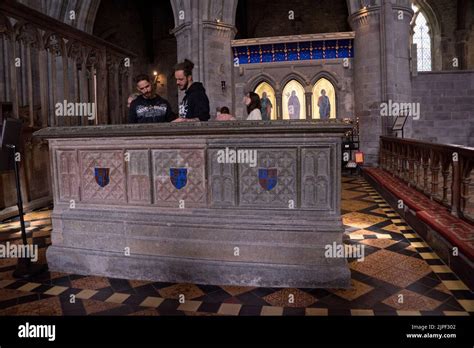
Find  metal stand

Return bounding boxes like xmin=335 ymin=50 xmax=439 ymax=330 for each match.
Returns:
xmin=6 ymin=144 xmax=47 ymax=279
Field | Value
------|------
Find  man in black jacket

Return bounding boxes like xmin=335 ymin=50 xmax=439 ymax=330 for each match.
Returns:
xmin=129 ymin=74 xmax=176 ymax=124
xmin=173 ymin=59 xmax=210 ymax=122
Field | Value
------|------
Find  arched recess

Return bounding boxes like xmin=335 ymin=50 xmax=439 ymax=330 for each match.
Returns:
xmin=410 ymin=0 xmax=441 ymax=71
xmin=247 ymin=73 xmax=278 ymax=92
xmin=254 ymin=81 xmax=277 ymax=120
xmin=312 ymin=78 xmax=336 ymax=119
xmin=282 ymin=80 xmax=306 ymax=120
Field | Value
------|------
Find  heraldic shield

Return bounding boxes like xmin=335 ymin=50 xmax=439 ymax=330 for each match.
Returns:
xmin=258 ymin=168 xmax=277 ymax=191
xmin=94 ymin=168 xmax=110 ymax=188
xmin=170 ymin=168 xmax=187 ymax=190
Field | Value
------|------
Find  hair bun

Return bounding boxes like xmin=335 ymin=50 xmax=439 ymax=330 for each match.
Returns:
xmin=184 ymin=59 xmax=194 ymax=70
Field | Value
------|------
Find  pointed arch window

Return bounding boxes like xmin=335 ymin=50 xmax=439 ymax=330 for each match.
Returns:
xmin=412 ymin=3 xmax=432 ymax=71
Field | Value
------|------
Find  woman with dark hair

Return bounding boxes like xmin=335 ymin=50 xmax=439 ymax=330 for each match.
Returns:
xmin=244 ymin=92 xmax=262 ymax=120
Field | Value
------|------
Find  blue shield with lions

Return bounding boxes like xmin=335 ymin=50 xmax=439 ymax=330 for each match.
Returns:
xmin=258 ymin=168 xmax=277 ymax=191
xmin=170 ymin=168 xmax=187 ymax=190
xmin=94 ymin=168 xmax=110 ymax=188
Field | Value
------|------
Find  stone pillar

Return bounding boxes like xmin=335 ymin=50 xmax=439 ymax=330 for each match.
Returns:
xmin=275 ymin=92 xmax=283 ymax=120
xmin=202 ymin=22 xmax=237 ymax=116
xmin=171 ymin=0 xmax=238 ymax=116
xmin=305 ymin=91 xmax=313 ymax=120
xmin=455 ymin=30 xmax=470 ymax=70
xmin=348 ymin=0 xmax=413 ymax=166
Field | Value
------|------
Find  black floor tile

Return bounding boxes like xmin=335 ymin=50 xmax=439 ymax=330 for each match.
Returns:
xmin=236 ymin=292 xmax=269 ymax=306
xmin=450 ymin=290 xmax=474 ymax=300
xmin=122 ymin=294 xmax=148 ymax=307
xmin=437 ymin=273 xmax=460 ymax=281
xmin=200 ymin=289 xmax=232 ymax=303
xmin=157 ymin=298 xmax=180 ymax=312
xmin=283 ymin=307 xmax=306 ymax=316
xmin=195 ymin=284 xmax=222 ymax=294
xmin=238 ymin=305 xmax=262 ymax=316
xmin=423 ymin=289 xmax=454 ymax=302
xmin=328 ymin=308 xmax=351 ymax=316
xmin=0 ymin=298 xmax=20 ymax=310
xmin=197 ymin=301 xmax=221 ymax=313
xmin=250 ymin=287 xmax=277 ymax=297
xmin=109 ymin=278 xmax=134 ymax=292
xmin=90 ymin=287 xmax=115 ymax=302
xmin=133 ymin=284 xmax=160 ymax=297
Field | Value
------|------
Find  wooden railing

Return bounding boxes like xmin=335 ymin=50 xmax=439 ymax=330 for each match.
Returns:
xmin=0 ymin=0 xmax=136 ymax=126
xmin=380 ymin=136 xmax=474 ymax=222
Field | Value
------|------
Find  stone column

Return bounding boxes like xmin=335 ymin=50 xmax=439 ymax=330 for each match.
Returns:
xmin=202 ymin=22 xmax=237 ymax=116
xmin=348 ymin=0 xmax=413 ymax=166
xmin=170 ymin=0 xmax=238 ymax=116
xmin=305 ymin=91 xmax=313 ymax=120
xmin=275 ymin=92 xmax=283 ymax=120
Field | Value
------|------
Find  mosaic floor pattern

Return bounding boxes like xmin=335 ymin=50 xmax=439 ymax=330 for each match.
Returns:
xmin=0 ymin=176 xmax=472 ymax=316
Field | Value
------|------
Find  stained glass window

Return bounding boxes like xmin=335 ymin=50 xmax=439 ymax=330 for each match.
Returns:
xmin=412 ymin=4 xmax=432 ymax=71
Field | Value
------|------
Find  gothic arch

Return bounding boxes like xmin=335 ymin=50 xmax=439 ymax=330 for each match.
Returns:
xmin=411 ymin=0 xmax=442 ymax=71
xmin=279 ymin=72 xmax=308 ymax=91
xmin=310 ymin=71 xmax=341 ymax=90
xmin=282 ymin=79 xmax=306 ymax=120
xmin=247 ymin=73 xmax=277 ymax=93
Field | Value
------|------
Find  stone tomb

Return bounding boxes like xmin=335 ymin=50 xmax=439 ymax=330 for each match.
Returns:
xmin=34 ymin=121 xmax=351 ymax=288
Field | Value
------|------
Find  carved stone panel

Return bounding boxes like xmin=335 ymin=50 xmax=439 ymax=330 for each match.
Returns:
xmin=239 ymin=149 xmax=297 ymax=208
xmin=57 ymin=150 xmax=79 ymax=201
xmin=208 ymin=149 xmax=236 ymax=207
xmin=80 ymin=151 xmax=126 ymax=203
xmin=301 ymin=148 xmax=332 ymax=210
xmin=152 ymin=149 xmax=206 ymax=207
xmin=126 ymin=150 xmax=151 ymax=204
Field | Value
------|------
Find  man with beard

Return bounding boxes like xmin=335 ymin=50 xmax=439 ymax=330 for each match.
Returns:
xmin=173 ymin=59 xmax=210 ymax=122
xmin=129 ymin=74 xmax=175 ymax=123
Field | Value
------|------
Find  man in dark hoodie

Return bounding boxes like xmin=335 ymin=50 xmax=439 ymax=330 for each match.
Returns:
xmin=173 ymin=59 xmax=210 ymax=122
xmin=129 ymin=74 xmax=176 ymax=124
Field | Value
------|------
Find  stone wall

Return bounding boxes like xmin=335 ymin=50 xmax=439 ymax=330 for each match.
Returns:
xmin=411 ymin=71 xmax=474 ymax=146
xmin=235 ymin=0 xmax=350 ymax=39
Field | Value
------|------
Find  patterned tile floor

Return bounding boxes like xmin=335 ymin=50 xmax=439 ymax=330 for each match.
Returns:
xmin=0 ymin=176 xmax=472 ymax=316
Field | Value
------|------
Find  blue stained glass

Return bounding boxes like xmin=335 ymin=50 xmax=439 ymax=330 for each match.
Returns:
xmin=249 ymin=46 xmax=260 ymax=55
xmin=250 ymin=55 xmax=260 ymax=63
xmin=262 ymin=52 xmax=273 ymax=62
xmin=233 ymin=39 xmax=354 ymax=64
xmin=313 ymin=50 xmax=324 ymax=59
xmin=274 ymin=52 xmax=286 ymax=61
xmin=300 ymin=51 xmax=311 ymax=60
xmin=325 ymin=49 xmax=337 ymax=59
